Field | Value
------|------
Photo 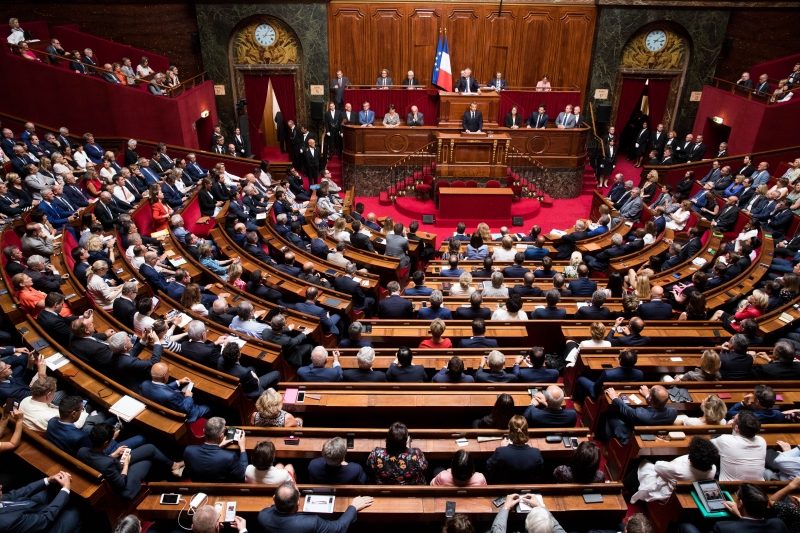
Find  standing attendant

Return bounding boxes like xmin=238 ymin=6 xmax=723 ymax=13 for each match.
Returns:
xmin=324 ymin=102 xmax=343 ymax=158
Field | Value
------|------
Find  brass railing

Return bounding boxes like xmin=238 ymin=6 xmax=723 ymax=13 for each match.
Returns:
xmin=506 ymin=145 xmax=547 ymax=197
xmin=387 ymin=141 xmax=438 ymax=198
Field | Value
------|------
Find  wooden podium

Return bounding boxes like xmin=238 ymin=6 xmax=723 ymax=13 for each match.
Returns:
xmin=437 ymin=91 xmax=500 ymax=128
xmin=435 ymin=131 xmax=510 ymax=178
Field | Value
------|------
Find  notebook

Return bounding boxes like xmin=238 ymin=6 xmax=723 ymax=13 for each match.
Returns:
xmin=109 ymin=395 xmax=146 ymax=422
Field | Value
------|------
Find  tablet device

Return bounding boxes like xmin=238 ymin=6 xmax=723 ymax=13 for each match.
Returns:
xmin=693 ymin=480 xmax=727 ymax=512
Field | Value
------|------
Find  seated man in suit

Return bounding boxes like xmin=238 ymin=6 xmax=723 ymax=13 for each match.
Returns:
xmin=417 ymin=290 xmax=453 ymax=320
xmin=726 ymin=384 xmax=785 ymax=424
xmin=712 ymin=196 xmax=741 ymax=233
xmin=112 ymin=282 xmax=138 ymax=330
xmin=406 ymin=105 xmax=424 ymax=126
xmin=140 ymin=362 xmax=211 ymax=423
xmin=378 ymin=281 xmax=413 ymax=319
xmin=524 ymin=236 xmax=550 ymax=261
xmin=531 ymin=288 xmax=567 ymax=319
xmin=475 ymin=350 xmax=518 ymax=383
xmin=611 ymin=187 xmax=644 ymax=228
xmin=0 ymin=469 xmax=81 ymax=533
xmin=524 ymin=385 xmax=577 ymax=428
xmin=183 ymin=417 xmax=248 ymax=483
xmin=555 ymin=220 xmax=590 ymax=259
xmin=405 ymin=270 xmax=433 ymax=296
xmin=585 ymin=233 xmax=627 ymax=273
xmin=262 ymin=314 xmax=314 ymax=368
xmin=573 ymin=349 xmax=644 ymax=403
xmin=527 ymin=105 xmax=549 ymax=129
xmin=343 ymin=346 xmax=387 ymax=382
xmin=636 ymin=286 xmax=674 ymax=320
xmin=23 ymin=254 xmax=64 ymax=294
xmin=751 ymin=341 xmax=800 ymax=381
xmin=440 ymin=256 xmax=466 ymax=277
xmin=533 ymin=256 xmax=557 ymax=278
xmin=308 ymin=436 xmax=368 ymax=485
xmin=513 ymin=346 xmax=559 ymax=382
xmin=180 ymin=320 xmax=226 ymax=368
xmin=338 ymin=321 xmax=373 ymax=349
xmin=765 ymin=199 xmax=794 ymax=241
xmin=295 ymin=287 xmax=341 ymax=336
xmin=509 ymin=272 xmax=542 ymax=297
xmin=575 ymin=290 xmax=611 ymax=320
xmin=386 ymin=346 xmax=428 ymax=382
xmin=333 ymin=263 xmax=375 ymax=318
xmin=455 ymin=68 xmax=480 ymax=93
xmin=107 ymin=330 xmax=163 ymax=395
xmin=604 ymin=385 xmax=677 ymax=444
xmin=258 ymin=481 xmax=372 ymax=533
xmin=454 ymin=291 xmax=492 ymax=320
xmin=349 ymin=220 xmax=375 ymax=252
xmin=0 ymin=348 xmax=47 ymax=405
xmin=502 ymin=252 xmax=530 ymax=279
xmin=68 ymin=316 xmax=114 ymax=371
xmin=568 ymin=265 xmax=597 ymax=296
xmin=274 ymin=251 xmax=302 ymax=278
xmin=607 ymin=317 xmax=651 ymax=347
xmin=298 ymin=346 xmax=343 ymax=382
xmin=459 ymin=318 xmax=498 ymax=348
xmin=485 ymin=71 xmax=508 ymax=91
xmin=462 ymin=101 xmax=483 ymax=132
xmin=218 ymin=342 xmax=280 ymax=399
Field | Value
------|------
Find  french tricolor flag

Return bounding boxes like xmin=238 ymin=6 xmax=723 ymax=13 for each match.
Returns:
xmin=432 ymin=34 xmax=452 ymax=92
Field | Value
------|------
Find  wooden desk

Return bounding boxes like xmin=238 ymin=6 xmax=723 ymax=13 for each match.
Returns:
xmin=438 ymin=91 xmax=501 ymax=128
xmin=438 ymin=188 xmax=514 ymax=221
xmin=435 ymin=131 xmax=510 ymax=179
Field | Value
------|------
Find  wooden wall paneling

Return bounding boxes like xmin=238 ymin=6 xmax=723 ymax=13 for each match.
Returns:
xmin=552 ymin=7 xmax=596 ymax=93
xmin=445 ymin=7 xmax=483 ymax=82
xmin=329 ymin=6 xmax=370 ymax=85
xmin=369 ymin=5 xmax=407 ymax=85
xmin=515 ymin=9 xmax=558 ymax=88
xmin=482 ymin=7 xmax=518 ymax=87
xmin=408 ymin=7 xmax=442 ymax=86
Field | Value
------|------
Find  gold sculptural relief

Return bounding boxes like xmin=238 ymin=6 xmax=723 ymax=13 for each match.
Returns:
xmin=621 ymin=30 xmax=685 ymax=70
xmin=233 ymin=18 xmax=300 ymax=65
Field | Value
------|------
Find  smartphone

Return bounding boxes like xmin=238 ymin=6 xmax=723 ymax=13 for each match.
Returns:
xmin=445 ymin=501 xmax=456 ymax=518
xmin=298 ymin=326 xmax=307 ymax=331
xmin=81 ymin=399 xmax=88 ymax=409
xmin=492 ymin=495 xmax=507 ymax=508
xmin=422 ymin=301 xmax=427 ymax=307
xmin=214 ymin=501 xmax=224 ymax=520
xmin=296 ymin=391 xmax=306 ymax=403
xmin=225 ymin=502 xmax=237 ymax=522
xmin=571 ymin=438 xmax=579 ymax=448
xmin=583 ymin=494 xmax=604 ymax=504
xmin=346 ymin=436 xmax=355 ymax=449
xmin=528 ymin=388 xmax=539 ymax=396
xmin=232 ymin=294 xmax=241 ymax=302
xmin=284 ymin=436 xmax=300 ymax=445
xmin=226 ymin=427 xmax=238 ymax=441
xmin=4 ymin=397 xmax=14 ymax=414
xmin=562 ymin=436 xmax=572 ymax=448
xmin=160 ymin=493 xmax=181 ymax=505
xmin=621 ymin=395 xmax=629 ymax=404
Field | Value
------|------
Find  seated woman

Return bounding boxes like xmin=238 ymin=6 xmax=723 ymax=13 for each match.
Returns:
xmin=492 ymin=236 xmax=517 ymax=261
xmin=136 ymin=56 xmax=154 ymax=78
xmin=475 ymin=393 xmax=514 ymax=430
xmin=504 ymin=106 xmax=522 ymax=129
xmin=430 ymin=450 xmax=486 ymax=486
xmin=86 ymin=261 xmax=124 ymax=311
xmin=629 ymin=436 xmax=719 ymax=503
xmin=670 ymin=350 xmax=721 ymax=382
xmin=679 ymin=291 xmax=708 ymax=320
xmin=476 ymin=223 xmax=492 ymax=243
xmin=432 ymin=355 xmax=474 ymax=383
xmin=466 ymin=233 xmax=488 ymax=260
xmin=133 ymin=297 xmax=156 ymax=336
xmin=482 ymin=271 xmax=509 ymax=298
xmin=181 ymin=283 xmax=210 ymax=317
xmin=332 ymin=217 xmax=351 ymax=242
xmin=723 ymin=174 xmax=746 ymax=198
xmin=440 ymin=237 xmax=465 ymax=261
xmin=382 ymin=104 xmax=400 ymax=127
xmin=228 ymin=262 xmax=246 ymax=291
xmin=246 ymin=440 xmax=295 ymax=484
xmin=485 ymin=415 xmax=543 ymax=484
xmin=491 ymin=293 xmax=528 ymax=321
xmin=698 ymin=191 xmax=719 ymax=220
xmin=562 ymin=252 xmax=582 ymax=278
xmin=12 ymin=273 xmax=71 ymax=319
xmin=367 ymin=422 xmax=428 ymax=485
xmin=83 ymin=168 xmax=104 ymax=198
xmin=449 ymin=272 xmax=476 ymax=297
xmin=711 ymin=290 xmax=768 ymax=334
xmin=18 ymin=42 xmax=39 ymax=61
xmin=86 ymin=235 xmax=116 ymax=266
xmin=564 ymin=322 xmax=611 ymax=367
xmin=198 ymin=243 xmax=238 ymax=282
xmin=769 ymin=177 xmax=791 ymax=200
xmin=250 ymin=388 xmax=302 ymax=427
xmin=553 ymin=441 xmax=605 ymax=483
xmin=674 ymin=394 xmax=727 ymax=426
xmin=420 ymin=318 xmax=453 ymax=349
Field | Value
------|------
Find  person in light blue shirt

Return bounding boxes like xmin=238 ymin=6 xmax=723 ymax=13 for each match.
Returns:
xmin=587 ymin=215 xmax=611 ymax=237
xmin=358 ymin=101 xmax=375 ymax=126
xmin=198 ymin=243 xmax=237 ymax=282
xmin=769 ymin=442 xmax=800 ymax=481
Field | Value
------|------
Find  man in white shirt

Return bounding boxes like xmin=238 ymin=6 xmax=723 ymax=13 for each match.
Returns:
xmin=712 ymin=410 xmax=766 ymax=481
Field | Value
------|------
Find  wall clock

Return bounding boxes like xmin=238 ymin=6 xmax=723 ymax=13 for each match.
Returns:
xmin=254 ymin=24 xmax=276 ymax=47
xmin=645 ymin=30 xmax=667 ymax=52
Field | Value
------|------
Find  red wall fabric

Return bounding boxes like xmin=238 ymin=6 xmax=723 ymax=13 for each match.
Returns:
xmin=646 ymin=79 xmax=671 ymax=127
xmin=498 ymin=91 xmax=581 ymax=125
xmin=344 ymin=89 xmax=439 ymax=123
xmin=614 ymin=79 xmax=647 ymax=136
xmin=750 ymin=52 xmax=800 ymax=83
xmin=270 ymin=75 xmax=296 ymax=126
xmin=52 ymin=25 xmax=170 ymax=73
xmin=0 ymin=47 xmax=217 ymax=149
xmin=21 ymin=21 xmax=51 ymax=42
xmin=242 ymin=75 xmax=271 ymax=151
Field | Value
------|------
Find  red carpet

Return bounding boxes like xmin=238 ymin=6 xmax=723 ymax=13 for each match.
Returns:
xmin=259 ymin=146 xmax=291 ymax=163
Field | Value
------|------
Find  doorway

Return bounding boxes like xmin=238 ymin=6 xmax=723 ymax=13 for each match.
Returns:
xmin=195 ymin=115 xmax=213 ymax=152
xmin=702 ymin=118 xmax=731 ymax=159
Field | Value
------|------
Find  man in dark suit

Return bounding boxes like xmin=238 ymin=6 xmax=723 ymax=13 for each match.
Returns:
xmin=208 ymin=299 xmax=236 ymax=328
xmin=295 ymin=287 xmax=341 ymax=336
xmin=751 ymin=341 xmax=800 ymax=381
xmin=107 ymin=331 xmax=162 ymax=395
xmin=604 ymin=385 xmax=677 ymax=444
xmin=218 ymin=342 xmax=280 ymax=398
xmin=501 ymin=252 xmax=530 ymax=279
xmin=262 ymin=315 xmax=314 ymax=368
xmin=386 ymin=346 xmax=428 ymax=382
xmin=139 ymin=252 xmax=174 ymax=293
xmin=462 ymin=102 xmax=483 ymax=132
xmin=112 ymin=283 xmax=138 ymax=330
xmin=575 ymin=291 xmax=612 ymax=320
xmin=183 ymin=417 xmax=248 ymax=483
xmin=678 ymin=227 xmax=703 ymax=262
xmin=674 ymin=133 xmax=695 ymax=163
xmin=585 ymin=233 xmax=627 ymax=273
xmin=23 ymin=255 xmax=63 ymax=294
xmin=689 ymin=134 xmax=706 ymax=162
xmin=712 ymin=196 xmax=740 ymax=233
xmin=140 ymin=362 xmax=211 ymax=423
xmin=68 ymin=316 xmax=114 ymax=370
xmin=555 ymin=220 xmax=589 ymax=259
xmin=607 ymin=317 xmax=652 ymax=347
xmin=523 ymin=385 xmax=578 ymax=428
xmin=329 ymin=70 xmax=352 ymax=109
xmin=471 ymin=257 xmax=495 ymax=279
xmin=244 ymin=233 xmax=276 ymax=266
xmin=455 ymin=68 xmax=480 ymax=94
xmin=258 ymin=481 xmax=372 ymax=533
xmin=325 ymin=102 xmax=343 ymax=158
xmin=298 ymin=347 xmax=343 ymax=382
xmin=568 ymin=265 xmax=597 ymax=296
xmin=458 ymin=318 xmax=499 ymax=348
xmin=509 ymin=272 xmax=542 ymax=297
xmin=573 ymin=349 xmax=644 ymax=402
xmin=333 ymin=263 xmax=375 ymax=317
xmin=766 ymin=199 xmax=794 ymax=241
xmin=0 ymin=471 xmax=80 ymax=533
xmin=636 ymin=286 xmax=674 ymax=320
xmin=454 ymin=292 xmax=492 ymax=320
xmin=406 ymin=105 xmax=424 ymax=126
xmin=339 ymin=322 xmax=373 ymax=349
xmin=304 ymin=138 xmax=321 ymax=186
xmin=605 ymin=174 xmax=626 ymax=203
xmin=246 ymin=269 xmax=283 ymax=304
xmin=378 ymin=281 xmax=413 ymax=319
xmin=180 ymin=321 xmax=225 ymax=368
xmin=526 ymin=105 xmax=549 ymax=129
xmin=475 ymin=350 xmax=518 ymax=383
xmin=650 ymin=123 xmax=666 ymax=155
xmin=0 ymin=181 xmax=25 ymax=217
xmin=401 ymin=70 xmax=420 ymax=87
xmin=36 ymin=295 xmax=84 ymax=348
xmin=0 ymin=349 xmax=46 ymax=404
xmin=512 ymin=347 xmax=559 ymax=382
xmin=343 ymin=346 xmax=387 ymax=382
xmin=530 ymin=289 xmax=567 ymax=319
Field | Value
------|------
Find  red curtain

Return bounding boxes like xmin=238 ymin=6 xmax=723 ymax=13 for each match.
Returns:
xmin=647 ymin=79 xmax=672 ymax=127
xmin=269 ymin=75 xmax=296 ymax=127
xmin=343 ymin=88 xmax=439 ymax=122
xmin=614 ymin=78 xmax=647 ymax=135
xmin=242 ymin=75 xmax=271 ymax=152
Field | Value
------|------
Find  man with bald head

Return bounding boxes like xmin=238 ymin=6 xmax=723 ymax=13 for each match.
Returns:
xmin=407 ymin=105 xmax=424 ymax=126
xmin=140 ymin=363 xmax=211 ymax=423
xmin=509 ymin=271 xmax=542 ymax=297
xmin=298 ymin=261 xmax=331 ymax=288
xmin=636 ymin=286 xmax=674 ymax=320
xmin=604 ymin=385 xmax=677 ymax=444
xmin=607 ymin=316 xmax=651 ymax=346
xmin=523 ymin=384 xmax=577 ymax=428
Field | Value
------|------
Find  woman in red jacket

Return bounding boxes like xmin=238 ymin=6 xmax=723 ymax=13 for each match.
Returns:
xmin=149 ymin=184 xmax=172 ymax=233
xmin=712 ymin=289 xmax=768 ymax=334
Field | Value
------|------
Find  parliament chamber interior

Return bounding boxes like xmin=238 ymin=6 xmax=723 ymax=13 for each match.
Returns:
xmin=1 ymin=2 xmax=800 ymax=533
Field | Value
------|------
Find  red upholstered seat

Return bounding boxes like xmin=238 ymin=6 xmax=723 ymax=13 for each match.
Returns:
xmin=416 ymin=183 xmax=432 ymax=201
xmin=405 ymin=177 xmax=415 ymax=185
xmin=422 ymin=175 xmax=433 ymax=186
xmin=452 ymin=180 xmax=466 ymax=188
xmin=431 ymin=161 xmax=436 ymax=170
xmin=541 ymin=193 xmax=553 ymax=205
xmin=506 ymin=168 xmax=512 ymax=176
xmin=510 ymin=186 xmax=523 ymax=202
xmin=396 ymin=181 xmax=405 ymax=190
xmin=465 ymin=180 xmax=478 ymax=188
xmin=423 ymin=166 xmax=432 ymax=175
xmin=435 ymin=180 xmax=450 ymax=191
xmin=486 ymin=180 xmax=501 ymax=188
xmin=413 ymin=171 xmax=422 ymax=179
